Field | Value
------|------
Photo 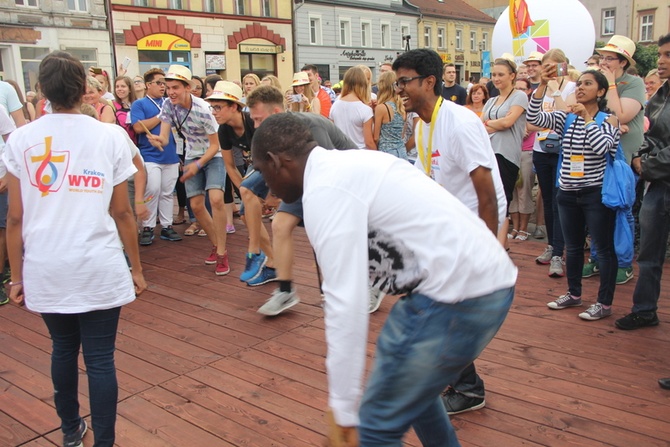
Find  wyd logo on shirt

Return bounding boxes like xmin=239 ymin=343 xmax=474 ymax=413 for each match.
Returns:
xmin=25 ymin=136 xmax=70 ymax=197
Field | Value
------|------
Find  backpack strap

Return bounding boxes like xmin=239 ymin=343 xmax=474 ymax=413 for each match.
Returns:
xmin=556 ymin=112 xmax=578 ymax=186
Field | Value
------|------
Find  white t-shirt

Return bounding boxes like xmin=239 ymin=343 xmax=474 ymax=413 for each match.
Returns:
xmin=3 ymin=114 xmax=137 ymax=313
xmin=415 ymin=99 xmax=507 ymax=228
xmin=533 ymin=81 xmax=576 ymax=152
xmin=304 ymin=147 xmax=517 ymax=426
xmin=0 ymin=105 xmax=17 ymax=177
xmin=329 ymin=99 xmax=373 ymax=149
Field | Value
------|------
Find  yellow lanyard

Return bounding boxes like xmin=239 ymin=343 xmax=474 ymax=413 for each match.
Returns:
xmin=417 ymin=96 xmax=443 ymax=176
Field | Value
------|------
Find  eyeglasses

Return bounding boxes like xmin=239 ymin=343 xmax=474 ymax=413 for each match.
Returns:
xmin=601 ymin=56 xmax=620 ymax=63
xmin=133 ymin=80 xmax=144 ymax=84
xmin=194 ymin=86 xmax=203 ymax=91
xmin=148 ymin=80 xmax=166 ymax=86
xmin=393 ymin=75 xmax=428 ymax=89
xmin=209 ymin=105 xmax=224 ymax=112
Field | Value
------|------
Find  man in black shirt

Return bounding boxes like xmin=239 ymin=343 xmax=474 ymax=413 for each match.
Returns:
xmin=440 ymin=63 xmax=466 ymax=105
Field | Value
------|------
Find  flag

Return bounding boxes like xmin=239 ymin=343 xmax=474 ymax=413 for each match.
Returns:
xmin=509 ymin=0 xmax=535 ymax=38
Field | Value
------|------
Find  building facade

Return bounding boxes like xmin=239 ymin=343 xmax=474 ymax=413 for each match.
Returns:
xmin=410 ymin=0 xmax=497 ymax=84
xmin=0 ymin=0 xmax=112 ymax=94
xmin=580 ymin=0 xmax=634 ymax=42
xmin=293 ymin=0 xmax=420 ymax=84
xmin=631 ymin=0 xmax=668 ymax=45
xmin=111 ymin=0 xmax=295 ymax=88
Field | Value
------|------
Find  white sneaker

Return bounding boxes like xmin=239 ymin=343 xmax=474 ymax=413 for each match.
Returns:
xmin=535 ymin=245 xmax=553 ymax=265
xmin=369 ymin=288 xmax=386 ymax=313
xmin=548 ymin=256 xmax=565 ymax=277
xmin=257 ymin=289 xmax=300 ymax=316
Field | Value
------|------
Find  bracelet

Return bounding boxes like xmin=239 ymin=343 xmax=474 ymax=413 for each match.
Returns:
xmin=9 ymin=281 xmax=22 ymax=286
xmin=135 ymin=194 xmax=154 ymax=205
xmin=585 ymin=120 xmax=596 ymax=127
xmin=195 ymin=160 xmax=203 ymax=170
xmin=608 ymin=84 xmax=617 ymax=90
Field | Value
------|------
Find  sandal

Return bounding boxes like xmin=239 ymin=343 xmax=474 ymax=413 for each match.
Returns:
xmin=172 ymin=217 xmax=187 ymax=225
xmin=184 ymin=223 xmax=200 ymax=236
xmin=507 ymin=229 xmax=518 ymax=240
xmin=197 ymin=228 xmax=208 ymax=237
xmin=515 ymin=230 xmax=531 ymax=241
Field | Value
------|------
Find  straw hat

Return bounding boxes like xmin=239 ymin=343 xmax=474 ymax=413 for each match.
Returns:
xmin=205 ymin=81 xmax=246 ymax=107
xmin=500 ymin=52 xmax=515 ymax=62
xmin=291 ymin=72 xmax=310 ymax=87
xmin=164 ymin=65 xmax=194 ymax=86
xmin=523 ymin=51 xmax=544 ymax=64
xmin=597 ymin=35 xmax=636 ymax=67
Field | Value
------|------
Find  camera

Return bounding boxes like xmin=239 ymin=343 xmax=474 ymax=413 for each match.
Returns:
xmin=556 ymin=62 xmax=569 ymax=77
xmin=402 ymin=35 xmax=411 ymax=41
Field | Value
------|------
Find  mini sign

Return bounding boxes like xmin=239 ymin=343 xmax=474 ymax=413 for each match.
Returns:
xmin=137 ymin=33 xmax=191 ymax=51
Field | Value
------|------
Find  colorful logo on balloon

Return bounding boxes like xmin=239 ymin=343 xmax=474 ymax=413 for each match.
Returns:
xmin=25 ymin=136 xmax=70 ymax=197
xmin=513 ymin=19 xmax=550 ymax=57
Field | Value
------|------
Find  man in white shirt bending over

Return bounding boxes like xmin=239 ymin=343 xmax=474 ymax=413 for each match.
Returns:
xmin=250 ymin=113 xmax=517 ymax=446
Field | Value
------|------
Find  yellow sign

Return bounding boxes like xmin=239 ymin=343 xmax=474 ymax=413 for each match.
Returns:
xmin=239 ymin=44 xmax=282 ymax=54
xmin=137 ymin=34 xmax=191 ymax=51
xmin=438 ymin=52 xmax=451 ymax=63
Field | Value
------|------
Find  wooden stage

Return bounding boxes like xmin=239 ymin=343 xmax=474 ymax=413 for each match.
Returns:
xmin=1 ymin=218 xmax=669 ymax=446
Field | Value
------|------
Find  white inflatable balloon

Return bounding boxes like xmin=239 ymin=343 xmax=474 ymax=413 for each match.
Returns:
xmin=492 ymin=0 xmax=596 ymax=69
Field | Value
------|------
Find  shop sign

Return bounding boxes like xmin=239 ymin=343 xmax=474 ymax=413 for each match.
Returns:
xmin=341 ymin=50 xmax=374 ymax=61
xmin=138 ymin=34 xmax=191 ymax=51
xmin=239 ymin=44 xmax=282 ymax=54
xmin=438 ymin=52 xmax=451 ymax=63
xmin=454 ymin=54 xmax=465 ymax=63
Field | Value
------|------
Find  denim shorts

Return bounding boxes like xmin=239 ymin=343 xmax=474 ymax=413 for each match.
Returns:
xmin=241 ymin=168 xmax=269 ymax=199
xmin=185 ymin=157 xmax=226 ymax=198
xmin=278 ymin=199 xmax=303 ymax=220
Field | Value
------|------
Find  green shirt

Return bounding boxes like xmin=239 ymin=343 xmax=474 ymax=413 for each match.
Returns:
xmin=615 ymin=72 xmax=646 ymax=163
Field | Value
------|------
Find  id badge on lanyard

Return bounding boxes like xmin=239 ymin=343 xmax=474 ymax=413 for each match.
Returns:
xmin=569 ymin=155 xmax=585 ymax=177
xmin=171 ymin=128 xmax=185 ymax=155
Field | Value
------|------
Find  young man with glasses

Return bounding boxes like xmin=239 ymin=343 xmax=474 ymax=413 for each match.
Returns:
xmin=392 ymin=48 xmax=509 ymax=416
xmin=147 ymin=65 xmax=230 ymax=275
xmin=131 ymin=68 xmax=181 ymax=246
xmin=524 ymin=51 xmax=544 ymax=90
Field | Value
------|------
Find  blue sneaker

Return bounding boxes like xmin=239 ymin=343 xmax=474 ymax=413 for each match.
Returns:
xmin=240 ymin=251 xmax=267 ymax=282
xmin=64 ymin=418 xmax=87 ymax=447
xmin=246 ymin=266 xmax=277 ymax=286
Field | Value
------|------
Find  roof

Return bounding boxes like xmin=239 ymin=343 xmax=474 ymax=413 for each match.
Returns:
xmin=408 ymin=0 xmax=497 ymax=24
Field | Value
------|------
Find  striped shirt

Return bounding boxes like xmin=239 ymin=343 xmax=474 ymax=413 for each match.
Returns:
xmin=527 ymin=96 xmax=620 ymax=191
xmin=159 ymin=95 xmax=219 ymax=160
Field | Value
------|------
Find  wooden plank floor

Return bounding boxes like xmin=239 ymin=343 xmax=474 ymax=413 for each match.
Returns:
xmin=1 ymin=217 xmax=669 ymax=446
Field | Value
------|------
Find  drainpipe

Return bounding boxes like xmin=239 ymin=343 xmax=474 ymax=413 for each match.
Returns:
xmin=104 ymin=0 xmax=118 ymax=74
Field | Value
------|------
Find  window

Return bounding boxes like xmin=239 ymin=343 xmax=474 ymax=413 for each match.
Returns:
xmin=204 ymin=0 xmax=220 ymax=13
xmin=20 ymin=47 xmax=50 ymax=97
xmin=381 ymin=23 xmax=390 ymax=48
xmin=261 ymin=0 xmax=272 ymax=17
xmin=437 ymin=27 xmax=445 ymax=49
xmin=15 ymin=0 xmax=38 ymax=6
xmin=309 ymin=16 xmax=322 ymax=45
xmin=401 ymin=24 xmax=410 ymax=40
xmin=470 ymin=31 xmax=477 ymax=51
xmin=482 ymin=32 xmax=488 ymax=51
xmin=602 ymin=9 xmax=615 ymax=35
xmin=640 ymin=13 xmax=654 ymax=42
xmin=240 ymin=53 xmax=276 ymax=80
xmin=361 ymin=21 xmax=371 ymax=47
xmin=67 ymin=0 xmax=87 ymax=11
xmin=455 ymin=30 xmax=462 ymax=50
xmin=67 ymin=48 xmax=97 ymax=70
xmin=339 ymin=19 xmax=351 ymax=46
xmin=169 ymin=0 xmax=181 ymax=8
xmin=424 ymin=26 xmax=431 ymax=48
xmin=133 ymin=0 xmax=148 ymax=5
xmin=235 ymin=0 xmax=246 ymax=15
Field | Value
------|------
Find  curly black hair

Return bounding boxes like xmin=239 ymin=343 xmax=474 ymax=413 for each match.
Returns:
xmin=392 ymin=49 xmax=443 ymax=96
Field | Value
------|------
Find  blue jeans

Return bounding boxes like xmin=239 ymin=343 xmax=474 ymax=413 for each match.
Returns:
xmin=358 ymin=287 xmax=514 ymax=446
xmin=42 ymin=307 xmax=122 ymax=447
xmin=631 ymin=182 xmax=670 ymax=315
xmin=533 ymin=151 xmax=564 ymax=257
xmin=557 ymin=187 xmax=617 ymax=304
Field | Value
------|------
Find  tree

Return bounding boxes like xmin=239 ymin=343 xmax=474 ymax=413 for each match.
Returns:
xmin=633 ymin=43 xmax=658 ymax=77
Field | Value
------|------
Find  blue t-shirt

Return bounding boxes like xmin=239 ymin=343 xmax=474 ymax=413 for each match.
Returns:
xmin=131 ymin=96 xmax=179 ymax=164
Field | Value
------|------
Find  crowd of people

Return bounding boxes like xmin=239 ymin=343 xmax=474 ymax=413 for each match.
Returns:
xmin=0 ymin=31 xmax=669 ymax=447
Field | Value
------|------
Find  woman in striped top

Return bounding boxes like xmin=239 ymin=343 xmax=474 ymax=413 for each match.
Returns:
xmin=528 ymin=68 xmax=621 ymax=321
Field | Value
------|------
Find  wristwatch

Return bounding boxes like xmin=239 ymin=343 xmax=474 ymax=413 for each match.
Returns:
xmin=551 ymin=91 xmax=562 ymax=98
